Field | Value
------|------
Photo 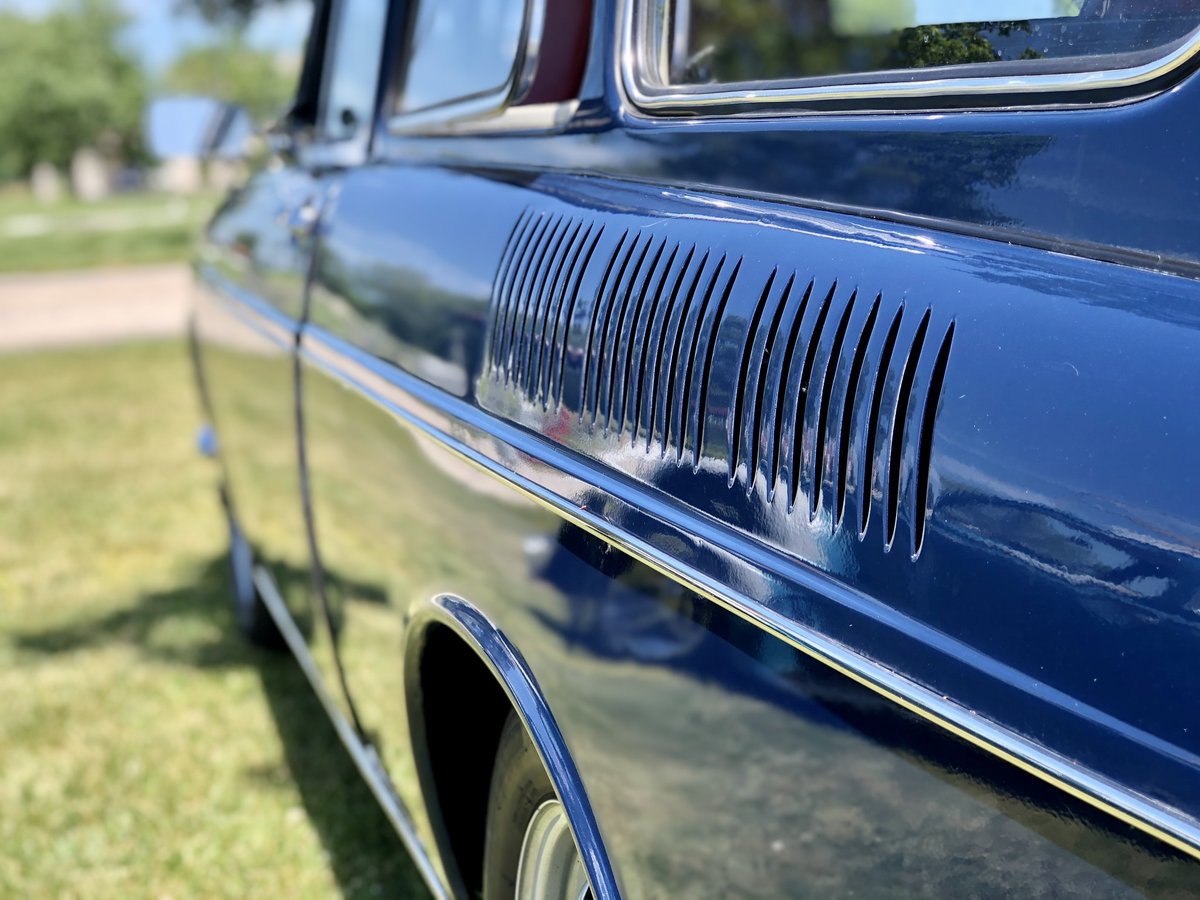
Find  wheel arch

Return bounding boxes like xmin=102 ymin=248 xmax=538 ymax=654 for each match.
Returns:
xmin=405 ymin=594 xmax=619 ymax=900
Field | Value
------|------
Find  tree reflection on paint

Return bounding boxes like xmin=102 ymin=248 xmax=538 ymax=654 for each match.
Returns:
xmin=686 ymin=3 xmax=1043 ymax=82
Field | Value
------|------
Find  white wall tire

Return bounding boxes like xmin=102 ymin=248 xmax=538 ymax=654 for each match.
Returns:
xmin=227 ymin=514 xmax=283 ymax=648
xmin=482 ymin=712 xmax=591 ymax=900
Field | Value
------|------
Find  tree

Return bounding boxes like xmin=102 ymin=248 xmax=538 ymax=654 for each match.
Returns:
xmin=165 ymin=40 xmax=299 ymax=122
xmin=890 ymin=22 xmax=1038 ymax=69
xmin=0 ymin=0 xmax=146 ymax=181
xmin=175 ymin=0 xmax=292 ymax=28
xmin=686 ymin=0 xmax=1048 ymax=83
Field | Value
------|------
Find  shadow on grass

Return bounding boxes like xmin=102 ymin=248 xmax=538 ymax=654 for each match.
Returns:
xmin=14 ymin=554 xmax=431 ymax=899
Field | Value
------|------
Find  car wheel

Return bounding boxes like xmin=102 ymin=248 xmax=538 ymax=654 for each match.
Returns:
xmin=483 ymin=711 xmax=591 ymax=900
xmin=227 ymin=513 xmax=283 ymax=649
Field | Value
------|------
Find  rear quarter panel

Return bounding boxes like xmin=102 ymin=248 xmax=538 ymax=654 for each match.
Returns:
xmin=298 ymin=160 xmax=1200 ymax=895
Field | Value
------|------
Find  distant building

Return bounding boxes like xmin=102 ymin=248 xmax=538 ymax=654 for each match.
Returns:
xmin=29 ymin=161 xmax=64 ymax=204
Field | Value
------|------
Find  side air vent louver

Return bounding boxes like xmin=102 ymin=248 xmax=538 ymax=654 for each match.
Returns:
xmin=486 ymin=208 xmax=955 ymax=557
xmin=579 ymin=231 xmax=741 ymax=460
xmin=490 ymin=209 xmax=607 ymax=411
xmin=724 ymin=276 xmax=955 ymax=554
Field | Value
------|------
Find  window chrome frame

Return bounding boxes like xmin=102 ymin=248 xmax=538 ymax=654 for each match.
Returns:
xmin=621 ymin=0 xmax=1200 ymax=115
xmin=317 ymin=0 xmax=376 ymax=140
xmin=388 ymin=0 xmax=546 ymax=134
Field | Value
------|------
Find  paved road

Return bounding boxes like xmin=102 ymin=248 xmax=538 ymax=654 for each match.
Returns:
xmin=0 ymin=264 xmax=190 ymax=352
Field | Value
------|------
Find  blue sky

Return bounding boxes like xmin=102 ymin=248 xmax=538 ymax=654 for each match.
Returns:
xmin=0 ymin=0 xmax=312 ymax=72
xmin=914 ymin=0 xmax=1066 ymax=23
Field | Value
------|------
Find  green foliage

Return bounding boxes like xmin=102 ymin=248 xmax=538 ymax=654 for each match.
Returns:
xmin=0 ymin=192 xmax=218 ymax=273
xmin=830 ymin=0 xmax=915 ymax=36
xmin=0 ymin=0 xmax=146 ymax=181
xmin=0 ymin=341 xmax=428 ymax=898
xmin=687 ymin=0 xmax=1043 ymax=83
xmin=165 ymin=40 xmax=298 ymax=122
xmin=176 ymin=0 xmax=290 ymax=28
xmin=890 ymin=22 xmax=1037 ymax=69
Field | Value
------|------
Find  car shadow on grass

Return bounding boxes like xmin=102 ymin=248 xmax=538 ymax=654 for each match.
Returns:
xmin=13 ymin=554 xmax=431 ymax=900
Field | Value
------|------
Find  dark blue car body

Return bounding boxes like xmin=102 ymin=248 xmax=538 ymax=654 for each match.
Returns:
xmin=190 ymin=1 xmax=1200 ymax=896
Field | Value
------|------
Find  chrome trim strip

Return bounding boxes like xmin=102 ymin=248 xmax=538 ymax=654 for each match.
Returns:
xmin=315 ymin=0 xmax=347 ymax=134
xmin=396 ymin=100 xmax=579 ymax=137
xmin=252 ymin=565 xmax=450 ymax=899
xmin=513 ymin=0 xmax=547 ymax=104
xmin=388 ymin=90 xmax=517 ymax=134
xmin=405 ymin=596 xmax=619 ymax=900
xmin=196 ymin=264 xmax=298 ymax=347
xmin=299 ymin=323 xmax=1200 ymax=861
xmin=620 ymin=0 xmax=1200 ymax=114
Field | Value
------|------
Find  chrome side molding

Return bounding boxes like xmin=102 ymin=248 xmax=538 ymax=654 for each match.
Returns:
xmin=251 ymin=565 xmax=450 ymax=900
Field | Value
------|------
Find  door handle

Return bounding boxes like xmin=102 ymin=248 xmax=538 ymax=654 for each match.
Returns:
xmin=288 ymin=201 xmax=320 ymax=241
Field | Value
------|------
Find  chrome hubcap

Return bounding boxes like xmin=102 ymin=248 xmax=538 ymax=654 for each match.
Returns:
xmin=515 ymin=799 xmax=590 ymax=900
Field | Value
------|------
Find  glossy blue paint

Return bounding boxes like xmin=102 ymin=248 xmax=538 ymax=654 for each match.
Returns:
xmin=189 ymin=1 xmax=1200 ymax=896
xmin=192 ymin=168 xmax=316 ymax=627
xmin=295 ymin=318 xmax=1200 ymax=895
xmin=307 ymin=160 xmax=1200 ymax=828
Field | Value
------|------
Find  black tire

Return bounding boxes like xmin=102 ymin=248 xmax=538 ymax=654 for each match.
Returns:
xmin=227 ymin=514 xmax=284 ymax=649
xmin=482 ymin=711 xmax=558 ymax=899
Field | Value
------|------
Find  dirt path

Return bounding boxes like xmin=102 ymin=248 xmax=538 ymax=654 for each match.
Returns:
xmin=0 ymin=264 xmax=190 ymax=352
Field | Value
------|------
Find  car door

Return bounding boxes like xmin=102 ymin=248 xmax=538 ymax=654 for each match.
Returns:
xmin=192 ymin=66 xmax=323 ymax=634
xmin=193 ymin=0 xmax=386 ymax=692
xmin=296 ymin=0 xmax=594 ymax=887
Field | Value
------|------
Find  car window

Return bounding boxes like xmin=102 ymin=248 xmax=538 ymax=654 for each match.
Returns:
xmin=320 ymin=0 xmax=390 ymax=140
xmin=653 ymin=0 xmax=1200 ymax=87
xmin=398 ymin=0 xmax=528 ymax=115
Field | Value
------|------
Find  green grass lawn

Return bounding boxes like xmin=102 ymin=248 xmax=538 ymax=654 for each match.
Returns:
xmin=0 ymin=340 xmax=428 ymax=898
xmin=0 ymin=192 xmax=217 ymax=274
